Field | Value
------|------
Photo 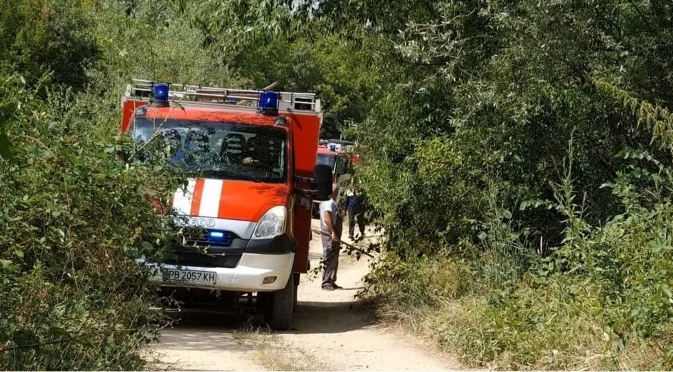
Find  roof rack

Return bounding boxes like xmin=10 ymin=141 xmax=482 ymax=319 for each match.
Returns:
xmin=125 ymin=79 xmax=321 ymax=114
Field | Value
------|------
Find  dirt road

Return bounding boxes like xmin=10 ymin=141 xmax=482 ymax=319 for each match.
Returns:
xmin=149 ymin=220 xmax=460 ymax=371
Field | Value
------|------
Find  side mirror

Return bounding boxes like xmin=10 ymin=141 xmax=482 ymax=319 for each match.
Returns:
xmin=293 ymin=164 xmax=333 ymax=201
xmin=312 ymin=164 xmax=333 ymax=201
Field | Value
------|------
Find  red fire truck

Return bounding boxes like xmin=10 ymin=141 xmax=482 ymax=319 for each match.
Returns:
xmin=121 ymin=79 xmax=331 ymax=330
xmin=311 ymin=140 xmax=356 ymax=218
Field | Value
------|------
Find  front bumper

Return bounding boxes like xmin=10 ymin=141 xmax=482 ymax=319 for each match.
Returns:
xmin=138 ymin=252 xmax=294 ymax=292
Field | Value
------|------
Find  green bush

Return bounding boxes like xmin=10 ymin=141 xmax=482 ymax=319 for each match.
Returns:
xmin=0 ymin=76 xmax=183 ymax=369
xmin=335 ymin=0 xmax=673 ymax=369
xmin=0 ymin=0 xmax=99 ymax=89
xmin=366 ymin=151 xmax=673 ymax=369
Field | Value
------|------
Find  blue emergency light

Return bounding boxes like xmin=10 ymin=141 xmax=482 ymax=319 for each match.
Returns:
xmin=329 ymin=144 xmax=336 ymax=152
xmin=258 ymin=91 xmax=279 ymax=115
xmin=152 ymin=83 xmax=169 ymax=106
xmin=208 ymin=230 xmax=226 ymax=241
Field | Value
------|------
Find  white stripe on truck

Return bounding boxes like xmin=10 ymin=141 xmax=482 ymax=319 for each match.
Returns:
xmin=199 ymin=179 xmax=224 ymax=217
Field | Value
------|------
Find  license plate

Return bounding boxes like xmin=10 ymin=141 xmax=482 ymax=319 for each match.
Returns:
xmin=162 ymin=268 xmax=217 ymax=285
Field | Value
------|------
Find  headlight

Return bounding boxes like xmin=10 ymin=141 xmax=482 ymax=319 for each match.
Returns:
xmin=252 ymin=206 xmax=287 ymax=239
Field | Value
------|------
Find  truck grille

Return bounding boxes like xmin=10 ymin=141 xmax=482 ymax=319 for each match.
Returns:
xmin=164 ymin=252 xmax=242 ymax=268
xmin=180 ymin=227 xmax=237 ymax=247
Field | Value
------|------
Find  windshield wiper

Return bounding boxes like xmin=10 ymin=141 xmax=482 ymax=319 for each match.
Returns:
xmin=198 ymin=169 xmax=262 ymax=183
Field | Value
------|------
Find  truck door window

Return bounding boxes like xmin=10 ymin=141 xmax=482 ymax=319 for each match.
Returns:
xmin=132 ymin=118 xmax=287 ymax=183
xmin=316 ymin=153 xmax=337 ymax=172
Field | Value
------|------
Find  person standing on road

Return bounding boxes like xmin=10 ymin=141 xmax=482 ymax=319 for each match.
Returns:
xmin=345 ymin=179 xmax=366 ymax=240
xmin=320 ymin=185 xmax=343 ymax=291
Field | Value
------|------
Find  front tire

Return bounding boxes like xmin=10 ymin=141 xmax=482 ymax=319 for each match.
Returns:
xmin=263 ymin=274 xmax=294 ymax=330
xmin=292 ymin=273 xmax=300 ymax=312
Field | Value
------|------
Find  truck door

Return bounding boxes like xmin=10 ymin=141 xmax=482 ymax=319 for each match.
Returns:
xmin=288 ymin=113 xmax=322 ymax=273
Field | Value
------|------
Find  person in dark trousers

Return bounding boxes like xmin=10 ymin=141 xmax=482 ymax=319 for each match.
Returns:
xmin=320 ymin=185 xmax=343 ymax=291
xmin=345 ymin=179 xmax=366 ymax=240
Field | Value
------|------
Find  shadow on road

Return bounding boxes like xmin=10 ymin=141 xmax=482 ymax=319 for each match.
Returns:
xmin=156 ymin=310 xmax=255 ymax=351
xmin=286 ymin=299 xmax=375 ymax=335
xmin=160 ymin=297 xmax=374 ymax=340
xmin=158 ymin=326 xmax=255 ymax=353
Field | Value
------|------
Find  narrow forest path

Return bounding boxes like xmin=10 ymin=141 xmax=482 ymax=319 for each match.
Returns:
xmin=149 ymin=220 xmax=461 ymax=371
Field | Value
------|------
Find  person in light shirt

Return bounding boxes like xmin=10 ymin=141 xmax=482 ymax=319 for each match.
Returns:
xmin=319 ymin=185 xmax=343 ymax=291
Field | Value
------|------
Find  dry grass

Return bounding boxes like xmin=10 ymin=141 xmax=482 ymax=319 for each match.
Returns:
xmin=371 ymin=290 xmax=669 ymax=371
xmin=141 ymin=350 xmax=181 ymax=371
xmin=231 ymin=320 xmax=332 ymax=371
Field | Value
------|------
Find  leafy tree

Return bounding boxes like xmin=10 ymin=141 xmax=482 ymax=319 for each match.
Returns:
xmin=0 ymin=0 xmax=99 ymax=89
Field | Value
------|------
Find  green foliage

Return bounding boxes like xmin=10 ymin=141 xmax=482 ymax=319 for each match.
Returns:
xmin=0 ymin=75 xmax=28 ymax=160
xmin=0 ymin=0 xmax=98 ymax=89
xmin=91 ymin=0 xmax=245 ymax=88
xmin=3 ymin=0 xmax=673 ymax=368
xmin=338 ymin=0 xmax=673 ymax=369
xmin=0 ymin=76 xmax=185 ymax=369
xmin=220 ymin=21 xmax=384 ymax=138
xmin=0 ymin=0 xmax=221 ymax=368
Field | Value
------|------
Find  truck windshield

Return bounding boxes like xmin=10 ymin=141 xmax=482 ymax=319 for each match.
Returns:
xmin=132 ymin=118 xmax=287 ymax=183
xmin=317 ymin=153 xmax=336 ymax=171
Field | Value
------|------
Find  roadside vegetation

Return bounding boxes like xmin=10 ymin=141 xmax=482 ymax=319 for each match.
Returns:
xmin=0 ymin=0 xmax=246 ymax=369
xmin=0 ymin=0 xmax=372 ymax=368
xmin=2 ymin=0 xmax=673 ymax=370
xmin=341 ymin=1 xmax=673 ymax=370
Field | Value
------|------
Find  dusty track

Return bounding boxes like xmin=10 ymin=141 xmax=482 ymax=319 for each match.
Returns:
xmin=149 ymin=220 xmax=460 ymax=371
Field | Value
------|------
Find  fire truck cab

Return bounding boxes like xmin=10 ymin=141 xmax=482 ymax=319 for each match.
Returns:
xmin=121 ymin=79 xmax=331 ymax=330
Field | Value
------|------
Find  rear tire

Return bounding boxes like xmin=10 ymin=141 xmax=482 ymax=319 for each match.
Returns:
xmin=263 ymin=274 xmax=294 ymax=330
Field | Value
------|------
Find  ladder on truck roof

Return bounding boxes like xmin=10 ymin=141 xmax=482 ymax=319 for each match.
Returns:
xmin=125 ymin=79 xmax=321 ymax=114
xmin=319 ymin=139 xmax=357 ymax=153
